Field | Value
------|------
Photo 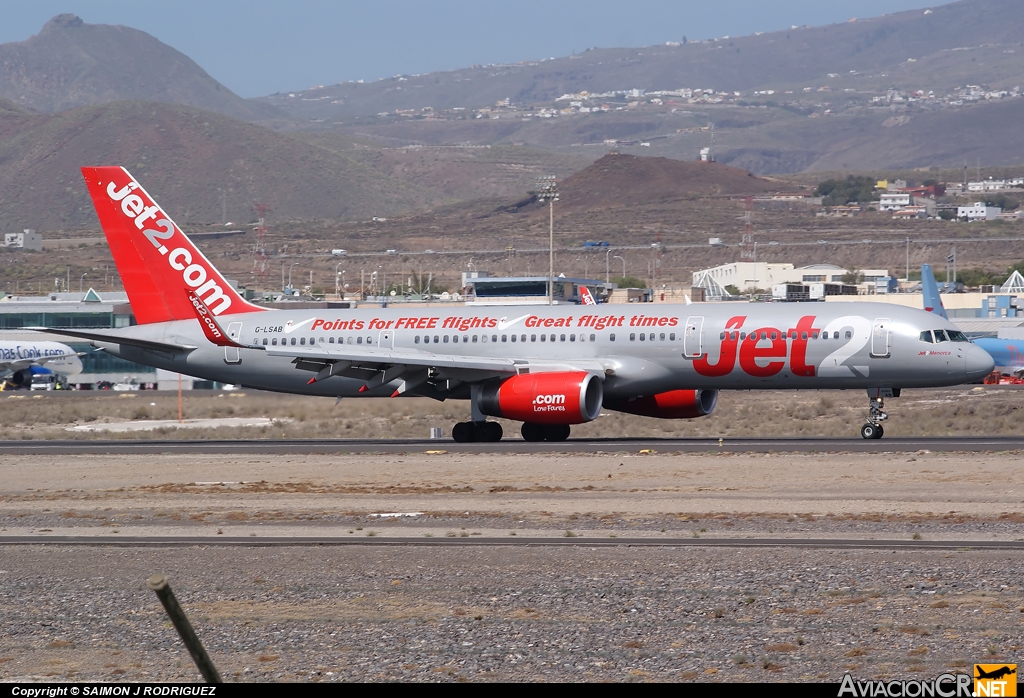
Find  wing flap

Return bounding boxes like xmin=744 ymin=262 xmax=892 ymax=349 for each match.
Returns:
xmin=265 ymin=344 xmax=520 ymax=374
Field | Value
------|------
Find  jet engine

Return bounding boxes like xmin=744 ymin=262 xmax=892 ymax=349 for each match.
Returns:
xmin=6 ymin=369 xmax=31 ymax=388
xmin=478 ymin=371 xmax=603 ymax=425
xmin=605 ymin=389 xmax=718 ymax=419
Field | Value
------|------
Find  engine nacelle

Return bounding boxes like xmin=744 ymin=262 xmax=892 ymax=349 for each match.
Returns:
xmin=7 ymin=369 xmax=30 ymax=387
xmin=478 ymin=371 xmax=603 ymax=425
xmin=605 ymin=389 xmax=718 ymax=419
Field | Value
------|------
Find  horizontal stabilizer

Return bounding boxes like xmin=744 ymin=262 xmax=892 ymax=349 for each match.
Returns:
xmin=29 ymin=328 xmax=195 ymax=353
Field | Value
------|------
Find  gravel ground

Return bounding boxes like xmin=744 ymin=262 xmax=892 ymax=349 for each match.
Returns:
xmin=0 ymin=546 xmax=1021 ymax=683
xmin=1 ymin=449 xmax=1022 ymax=683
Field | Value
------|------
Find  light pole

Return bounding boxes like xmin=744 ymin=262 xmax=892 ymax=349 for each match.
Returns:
xmin=605 ymin=248 xmax=611 ymax=283
xmin=614 ymin=255 xmax=625 ymax=281
xmin=80 ymin=273 xmax=87 ymax=293
xmin=288 ymin=262 xmax=299 ymax=290
xmin=536 ymin=175 xmax=559 ymax=305
xmin=335 ymin=262 xmax=344 ymax=298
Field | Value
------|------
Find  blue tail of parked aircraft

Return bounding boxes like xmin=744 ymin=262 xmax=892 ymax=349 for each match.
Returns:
xmin=921 ymin=264 xmax=948 ymax=319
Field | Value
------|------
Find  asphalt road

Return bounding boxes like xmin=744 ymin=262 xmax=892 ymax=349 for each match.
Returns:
xmin=3 ymin=435 xmax=1024 ymax=455
xmin=2 ymin=536 xmax=1023 ymax=550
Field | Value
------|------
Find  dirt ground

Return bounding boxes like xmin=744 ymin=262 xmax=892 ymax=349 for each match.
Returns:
xmin=1 ymin=384 xmax=1021 ymax=441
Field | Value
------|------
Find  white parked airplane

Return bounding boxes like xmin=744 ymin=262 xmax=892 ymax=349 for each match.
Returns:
xmin=0 ymin=339 xmax=83 ymax=389
xmin=37 ymin=166 xmax=994 ymax=440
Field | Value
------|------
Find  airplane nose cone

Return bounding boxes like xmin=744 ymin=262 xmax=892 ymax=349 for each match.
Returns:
xmin=966 ymin=344 xmax=995 ymax=382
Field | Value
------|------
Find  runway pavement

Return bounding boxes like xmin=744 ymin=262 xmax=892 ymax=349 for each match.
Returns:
xmin=3 ymin=435 xmax=1024 ymax=455
xmin=2 ymin=535 xmax=1023 ymax=549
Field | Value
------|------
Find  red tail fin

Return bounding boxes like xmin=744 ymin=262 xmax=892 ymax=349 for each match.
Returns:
xmin=81 ymin=167 xmax=264 ymax=324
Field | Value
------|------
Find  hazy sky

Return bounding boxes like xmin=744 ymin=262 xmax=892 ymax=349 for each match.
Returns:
xmin=2 ymin=0 xmax=944 ymax=98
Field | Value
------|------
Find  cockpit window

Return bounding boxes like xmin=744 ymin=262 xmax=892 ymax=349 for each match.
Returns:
xmin=919 ymin=330 xmax=933 ymax=343
xmin=934 ymin=329 xmax=949 ymax=342
xmin=947 ymin=330 xmax=969 ymax=342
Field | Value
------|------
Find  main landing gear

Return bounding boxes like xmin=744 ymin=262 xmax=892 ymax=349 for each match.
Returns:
xmin=452 ymin=421 xmax=503 ymax=443
xmin=860 ymin=395 xmax=889 ymax=440
xmin=521 ymin=423 xmax=571 ymax=442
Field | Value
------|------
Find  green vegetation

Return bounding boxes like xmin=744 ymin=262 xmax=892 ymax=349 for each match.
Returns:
xmin=611 ymin=275 xmax=649 ymax=289
xmin=948 ymin=259 xmax=1024 ymax=286
xmin=815 ymin=176 xmax=880 ymax=206
xmin=983 ymin=193 xmax=1020 ymax=211
xmin=841 ymin=270 xmax=865 ymax=284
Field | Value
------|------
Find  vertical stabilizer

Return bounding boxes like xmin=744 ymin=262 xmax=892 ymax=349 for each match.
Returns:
xmin=81 ymin=167 xmax=264 ymax=324
xmin=921 ymin=264 xmax=948 ymax=319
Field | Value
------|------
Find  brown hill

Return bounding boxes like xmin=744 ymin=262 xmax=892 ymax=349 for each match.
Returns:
xmin=0 ymin=101 xmax=434 ymax=235
xmin=0 ymin=15 xmax=281 ymax=122
xmin=262 ymin=0 xmax=1024 ymax=119
xmin=556 ymin=154 xmax=783 ymax=210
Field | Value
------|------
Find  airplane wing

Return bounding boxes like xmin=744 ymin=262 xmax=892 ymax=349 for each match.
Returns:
xmin=28 ymin=328 xmax=195 ymax=353
xmin=263 ymin=343 xmax=609 ymax=391
xmin=187 ymin=294 xmax=607 ymax=390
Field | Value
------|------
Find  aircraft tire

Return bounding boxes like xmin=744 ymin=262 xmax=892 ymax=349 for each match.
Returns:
xmin=521 ymin=423 xmax=544 ymax=442
xmin=544 ymin=424 xmax=571 ymax=442
xmin=861 ymin=423 xmax=882 ymax=440
xmin=479 ymin=421 xmax=503 ymax=442
xmin=452 ymin=421 xmax=475 ymax=443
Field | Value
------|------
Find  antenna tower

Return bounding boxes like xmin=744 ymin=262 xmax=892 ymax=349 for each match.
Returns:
xmin=252 ymin=203 xmax=272 ymax=285
xmin=739 ymin=196 xmax=755 ymax=260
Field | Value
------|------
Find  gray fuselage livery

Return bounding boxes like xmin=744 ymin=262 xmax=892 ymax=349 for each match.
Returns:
xmin=42 ymin=166 xmax=994 ymax=442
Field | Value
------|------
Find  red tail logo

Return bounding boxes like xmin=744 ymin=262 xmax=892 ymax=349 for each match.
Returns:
xmin=186 ymin=289 xmax=246 ymax=348
xmin=81 ymin=167 xmax=264 ymax=324
xmin=580 ymin=286 xmax=598 ymax=305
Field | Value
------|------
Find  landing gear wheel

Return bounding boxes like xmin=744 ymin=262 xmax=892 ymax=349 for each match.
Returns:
xmin=544 ymin=424 xmax=571 ymax=442
xmin=521 ymin=423 xmax=544 ymax=442
xmin=861 ymin=423 xmax=883 ymax=440
xmin=478 ymin=421 xmax=503 ymax=442
xmin=452 ymin=421 xmax=475 ymax=443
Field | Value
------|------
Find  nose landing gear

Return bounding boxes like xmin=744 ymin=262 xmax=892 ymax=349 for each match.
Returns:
xmin=861 ymin=395 xmax=888 ymax=439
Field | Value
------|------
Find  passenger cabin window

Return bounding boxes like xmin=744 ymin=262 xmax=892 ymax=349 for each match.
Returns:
xmin=630 ymin=333 xmax=636 ymax=341
xmin=609 ymin=333 xmax=615 ymax=342
xmin=590 ymin=334 xmax=596 ymax=342
xmin=357 ymin=337 xmax=363 ymax=344
xmin=290 ymin=338 xmax=296 ymax=346
xmin=414 ymin=336 xmax=420 ymax=344
xmin=845 ymin=331 xmax=852 ymax=339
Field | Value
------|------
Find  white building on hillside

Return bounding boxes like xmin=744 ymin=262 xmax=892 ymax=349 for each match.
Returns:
xmin=879 ymin=192 xmax=911 ymax=211
xmin=3 ymin=229 xmax=42 ymax=251
xmin=958 ymin=202 xmax=1002 ymax=220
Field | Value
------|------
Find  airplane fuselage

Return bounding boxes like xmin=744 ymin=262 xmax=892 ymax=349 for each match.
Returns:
xmin=97 ymin=301 xmax=992 ymax=399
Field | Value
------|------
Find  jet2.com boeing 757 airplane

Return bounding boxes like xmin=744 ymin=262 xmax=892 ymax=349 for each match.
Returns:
xmin=38 ymin=166 xmax=994 ymax=441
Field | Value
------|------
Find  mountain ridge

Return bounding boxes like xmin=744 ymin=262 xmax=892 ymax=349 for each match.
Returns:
xmin=0 ymin=14 xmax=282 ymax=122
